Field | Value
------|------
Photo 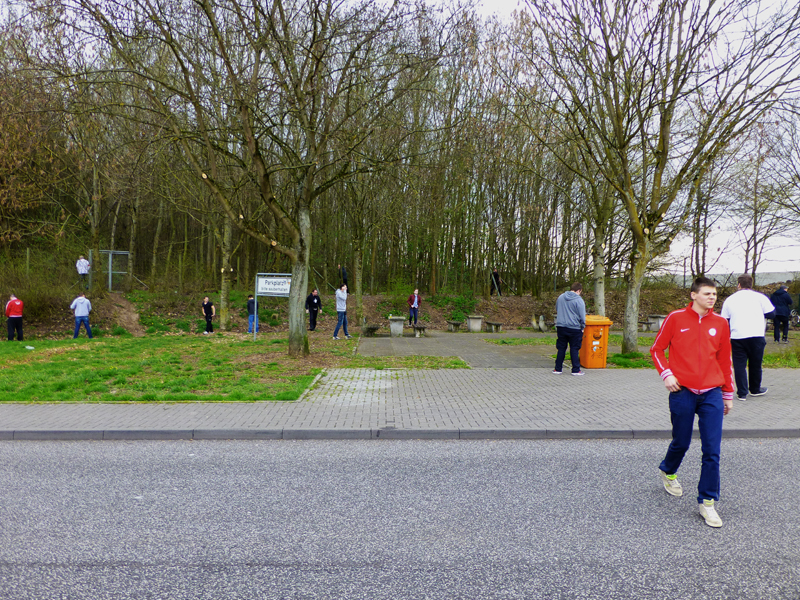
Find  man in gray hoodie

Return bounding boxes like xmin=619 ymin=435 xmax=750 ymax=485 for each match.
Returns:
xmin=553 ymin=282 xmax=586 ymax=375
xmin=333 ymin=284 xmax=351 ymax=340
xmin=70 ymin=292 xmax=93 ymax=339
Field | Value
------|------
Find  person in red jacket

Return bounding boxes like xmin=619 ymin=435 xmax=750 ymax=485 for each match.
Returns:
xmin=650 ymin=276 xmax=733 ymax=528
xmin=407 ymin=289 xmax=421 ymax=325
xmin=5 ymin=293 xmax=24 ymax=341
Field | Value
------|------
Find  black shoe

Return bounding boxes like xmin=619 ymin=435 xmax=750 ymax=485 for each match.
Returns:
xmin=750 ymin=387 xmax=768 ymax=397
xmin=737 ymin=395 xmax=747 ymax=401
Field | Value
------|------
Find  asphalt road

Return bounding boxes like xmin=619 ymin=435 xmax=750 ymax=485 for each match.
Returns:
xmin=1 ymin=439 xmax=798 ymax=599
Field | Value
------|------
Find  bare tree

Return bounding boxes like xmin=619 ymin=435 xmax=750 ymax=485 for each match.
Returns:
xmin=523 ymin=0 xmax=800 ymax=352
xmin=30 ymin=0 xmax=444 ymax=355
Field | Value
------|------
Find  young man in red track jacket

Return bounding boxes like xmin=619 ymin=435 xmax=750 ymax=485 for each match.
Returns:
xmin=5 ymin=293 xmax=24 ymax=341
xmin=650 ymin=277 xmax=733 ymax=528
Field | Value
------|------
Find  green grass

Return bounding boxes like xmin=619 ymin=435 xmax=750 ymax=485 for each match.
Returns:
xmin=485 ymin=334 xmax=656 ymax=348
xmin=485 ymin=337 xmax=556 ymax=346
xmin=607 ymin=334 xmax=655 ymax=347
xmin=763 ymin=346 xmax=800 ymax=368
xmin=0 ymin=331 xmax=469 ymax=403
xmin=607 ymin=352 xmax=654 ymax=368
xmin=0 ymin=336 xmax=320 ymax=403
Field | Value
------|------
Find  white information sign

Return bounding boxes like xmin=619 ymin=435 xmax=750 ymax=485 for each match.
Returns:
xmin=256 ymin=274 xmax=292 ymax=297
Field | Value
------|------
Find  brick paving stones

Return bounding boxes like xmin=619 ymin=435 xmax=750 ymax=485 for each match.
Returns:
xmin=1 ymin=331 xmax=798 ymax=440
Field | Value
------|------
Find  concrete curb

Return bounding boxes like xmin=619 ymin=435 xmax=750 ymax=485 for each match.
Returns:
xmin=1 ymin=428 xmax=798 ymax=441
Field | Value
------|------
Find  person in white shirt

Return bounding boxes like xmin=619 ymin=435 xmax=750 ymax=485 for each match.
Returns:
xmin=76 ymin=255 xmax=91 ymax=289
xmin=720 ymin=274 xmax=775 ymax=400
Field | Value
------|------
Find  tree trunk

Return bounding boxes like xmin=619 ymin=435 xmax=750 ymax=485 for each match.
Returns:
xmin=354 ymin=243 xmax=364 ymax=324
xmin=164 ymin=209 xmax=176 ymax=287
xmin=126 ymin=191 xmax=140 ymax=291
xmin=622 ymin=246 xmax=652 ymax=354
xmin=91 ymin=164 xmax=101 ymax=291
xmin=287 ymin=206 xmax=311 ymax=358
xmin=150 ymin=198 xmax=165 ymax=286
xmin=592 ymin=237 xmax=606 ymax=317
xmin=218 ymin=216 xmax=233 ymax=331
xmin=109 ymin=201 xmax=122 ymax=251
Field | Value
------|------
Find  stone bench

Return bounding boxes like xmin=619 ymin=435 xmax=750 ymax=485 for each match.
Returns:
xmin=640 ymin=314 xmax=667 ymax=332
xmin=411 ymin=324 xmax=427 ymax=338
xmin=485 ymin=321 xmax=503 ymax=333
xmin=446 ymin=320 xmax=463 ymax=332
xmin=362 ymin=324 xmax=381 ymax=337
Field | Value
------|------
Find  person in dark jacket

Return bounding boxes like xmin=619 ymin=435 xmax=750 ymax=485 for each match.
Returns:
xmin=770 ymin=284 xmax=793 ymax=343
xmin=490 ymin=268 xmax=503 ymax=296
xmin=305 ymin=289 xmax=322 ymax=331
xmin=201 ymin=296 xmax=215 ymax=334
xmin=338 ymin=264 xmax=348 ymax=288
xmin=246 ymin=294 xmax=259 ymax=333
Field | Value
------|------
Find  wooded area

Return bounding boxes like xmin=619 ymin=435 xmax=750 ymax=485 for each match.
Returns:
xmin=2 ymin=0 xmax=799 ymax=355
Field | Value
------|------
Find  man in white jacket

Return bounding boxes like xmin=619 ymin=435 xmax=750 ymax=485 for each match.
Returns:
xmin=720 ymin=274 xmax=774 ymax=400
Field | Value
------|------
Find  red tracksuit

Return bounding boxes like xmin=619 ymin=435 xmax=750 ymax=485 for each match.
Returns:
xmin=650 ymin=303 xmax=734 ymax=400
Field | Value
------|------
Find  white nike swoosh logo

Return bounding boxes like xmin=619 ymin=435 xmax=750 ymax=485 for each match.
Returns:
xmin=681 ymin=328 xmax=690 ymax=332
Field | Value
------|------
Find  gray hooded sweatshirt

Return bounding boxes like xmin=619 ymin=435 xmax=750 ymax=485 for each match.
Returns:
xmin=335 ymin=289 xmax=348 ymax=312
xmin=555 ymin=291 xmax=585 ymax=330
xmin=70 ymin=296 xmax=92 ymax=317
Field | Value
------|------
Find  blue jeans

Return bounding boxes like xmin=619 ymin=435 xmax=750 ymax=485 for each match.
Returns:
xmin=73 ymin=316 xmax=93 ymax=339
xmin=409 ymin=307 xmax=418 ymax=324
xmin=555 ymin=327 xmax=583 ymax=373
xmin=248 ymin=314 xmax=259 ymax=333
xmin=659 ymin=387 xmax=723 ymax=503
xmin=334 ymin=312 xmax=349 ymax=337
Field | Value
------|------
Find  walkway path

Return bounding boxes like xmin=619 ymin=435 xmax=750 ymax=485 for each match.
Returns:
xmin=1 ymin=331 xmax=797 ymax=440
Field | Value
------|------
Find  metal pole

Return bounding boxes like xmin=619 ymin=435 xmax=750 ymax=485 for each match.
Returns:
xmin=26 ymin=248 xmax=30 ymax=278
xmin=88 ymin=249 xmax=93 ymax=290
xmin=108 ymin=252 xmax=113 ymax=291
xmin=253 ymin=276 xmax=258 ymax=342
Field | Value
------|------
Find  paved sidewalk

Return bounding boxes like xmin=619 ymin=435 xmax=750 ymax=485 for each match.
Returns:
xmin=1 ymin=331 xmax=798 ymax=440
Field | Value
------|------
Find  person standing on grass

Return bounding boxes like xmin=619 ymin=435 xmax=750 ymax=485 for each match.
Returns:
xmin=553 ymin=282 xmax=586 ymax=376
xmin=202 ymin=296 xmax=215 ymax=335
xmin=70 ymin=292 xmax=93 ymax=339
xmin=407 ymin=289 xmax=421 ymax=326
xmin=770 ymin=284 xmax=792 ymax=344
xmin=247 ymin=294 xmax=259 ymax=334
xmin=6 ymin=294 xmax=23 ymax=341
xmin=305 ymin=289 xmax=322 ymax=332
xmin=76 ymin=255 xmax=90 ymax=289
xmin=720 ymin=274 xmax=775 ymax=400
xmin=333 ymin=284 xmax=351 ymax=340
xmin=651 ymin=277 xmax=733 ymax=528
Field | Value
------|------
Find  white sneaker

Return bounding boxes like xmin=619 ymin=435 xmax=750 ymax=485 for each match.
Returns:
xmin=552 ymin=370 xmax=562 ymax=375
xmin=699 ymin=499 xmax=723 ymax=528
xmin=659 ymin=469 xmax=683 ymax=497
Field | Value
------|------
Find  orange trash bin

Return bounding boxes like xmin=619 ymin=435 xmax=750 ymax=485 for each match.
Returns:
xmin=580 ymin=315 xmax=614 ymax=369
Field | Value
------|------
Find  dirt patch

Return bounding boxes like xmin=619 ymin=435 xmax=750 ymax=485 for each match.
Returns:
xmin=106 ymin=292 xmax=146 ymax=337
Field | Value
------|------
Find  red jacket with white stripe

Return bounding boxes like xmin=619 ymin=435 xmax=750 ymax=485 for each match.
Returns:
xmin=650 ymin=304 xmax=734 ymax=401
xmin=5 ymin=298 xmax=23 ymax=318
